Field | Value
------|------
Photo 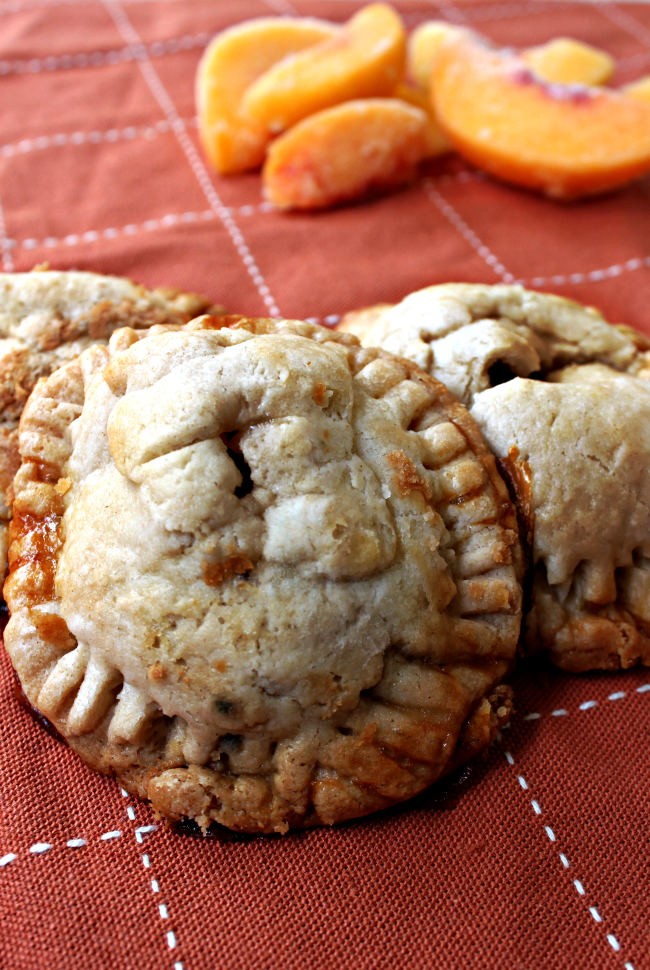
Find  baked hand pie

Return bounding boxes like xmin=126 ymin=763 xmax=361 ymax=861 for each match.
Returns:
xmin=4 ymin=315 xmax=521 ymax=833
xmin=340 ymin=284 xmax=650 ymax=671
xmin=0 ymin=270 xmax=220 ymax=579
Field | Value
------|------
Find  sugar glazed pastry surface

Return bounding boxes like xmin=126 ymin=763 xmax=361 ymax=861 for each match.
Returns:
xmin=340 ymin=284 xmax=650 ymax=671
xmin=0 ymin=271 xmax=219 ymax=576
xmin=4 ymin=315 xmax=521 ymax=833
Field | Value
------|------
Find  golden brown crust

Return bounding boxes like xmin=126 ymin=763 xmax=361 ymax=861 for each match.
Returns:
xmin=525 ymin=567 xmax=650 ymax=672
xmin=0 ymin=272 xmax=224 ymax=581
xmin=4 ymin=316 xmax=521 ymax=833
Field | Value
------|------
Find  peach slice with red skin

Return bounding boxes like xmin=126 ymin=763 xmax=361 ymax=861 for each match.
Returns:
xmin=263 ymin=99 xmax=430 ymax=210
xmin=431 ymin=32 xmax=650 ymax=199
xmin=241 ymin=3 xmax=406 ymax=134
xmin=522 ymin=37 xmax=615 ymax=86
xmin=196 ymin=17 xmax=339 ymax=175
xmin=410 ymin=23 xmax=614 ymax=92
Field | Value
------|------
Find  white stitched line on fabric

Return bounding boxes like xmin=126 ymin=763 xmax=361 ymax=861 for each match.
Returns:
xmin=121 ymin=788 xmax=180 ymax=965
xmin=617 ymin=49 xmax=650 ymax=72
xmin=0 ymin=0 xmax=115 ymax=13
xmin=0 ymin=196 xmax=14 ymax=272
xmin=459 ymin=1 xmax=565 ymax=24
xmin=0 ymin=33 xmax=209 ymax=77
xmin=522 ymin=683 xmax=650 ymax=723
xmin=8 ymin=205 xmax=277 ymax=253
xmin=429 ymin=0 xmax=469 ymax=25
xmin=1 ymin=120 xmax=175 ymax=158
xmin=104 ymin=0 xmax=281 ymax=318
xmin=262 ymin=0 xmax=299 ymax=14
xmin=503 ymin=751 xmax=636 ymax=970
xmin=423 ymin=180 xmax=515 ymax=283
xmin=598 ymin=3 xmax=650 ymax=51
xmin=296 ymin=0 xmax=565 ymax=23
xmin=522 ymin=256 xmax=650 ymax=289
xmin=434 ymin=170 xmax=485 ymax=188
xmin=1 ymin=828 xmax=153 ymax=865
xmin=121 ymin=789 xmax=129 ymax=797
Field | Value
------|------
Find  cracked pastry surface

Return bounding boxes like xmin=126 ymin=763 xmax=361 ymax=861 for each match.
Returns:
xmin=0 ymin=270 xmax=220 ymax=577
xmin=4 ymin=315 xmax=521 ymax=833
xmin=339 ymin=283 xmax=650 ymax=671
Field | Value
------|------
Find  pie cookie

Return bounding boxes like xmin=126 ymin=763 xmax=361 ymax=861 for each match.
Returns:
xmin=0 ymin=270 xmax=220 ymax=577
xmin=340 ymin=284 xmax=650 ymax=671
xmin=4 ymin=315 xmax=522 ymax=833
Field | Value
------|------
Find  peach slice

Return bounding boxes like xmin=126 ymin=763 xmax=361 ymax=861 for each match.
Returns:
xmin=522 ymin=37 xmax=615 ymax=86
xmin=410 ymin=24 xmax=614 ymax=92
xmin=393 ymin=81 xmax=452 ymax=156
xmin=196 ymin=17 xmax=339 ymax=175
xmin=241 ymin=3 xmax=406 ymax=134
xmin=262 ymin=99 xmax=430 ymax=210
xmin=431 ymin=33 xmax=650 ymax=199
xmin=624 ymin=76 xmax=650 ymax=104
xmin=408 ymin=21 xmax=467 ymax=91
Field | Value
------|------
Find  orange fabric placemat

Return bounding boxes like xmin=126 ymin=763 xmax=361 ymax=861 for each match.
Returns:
xmin=2 ymin=2 xmax=650 ymax=969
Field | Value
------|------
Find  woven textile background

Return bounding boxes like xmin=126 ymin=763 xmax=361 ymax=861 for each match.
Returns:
xmin=1 ymin=1 xmax=650 ymax=969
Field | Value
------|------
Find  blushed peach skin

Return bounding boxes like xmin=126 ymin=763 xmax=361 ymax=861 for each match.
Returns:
xmin=522 ymin=37 xmax=615 ymax=86
xmin=196 ymin=17 xmax=339 ymax=175
xmin=410 ymin=23 xmax=614 ymax=92
xmin=431 ymin=33 xmax=650 ymax=199
xmin=241 ymin=3 xmax=406 ymax=134
xmin=263 ymin=99 xmax=430 ymax=210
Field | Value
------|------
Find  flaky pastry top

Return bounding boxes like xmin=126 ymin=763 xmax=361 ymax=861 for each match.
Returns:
xmin=4 ymin=316 xmax=521 ymax=830
xmin=340 ymin=283 xmax=650 ymax=405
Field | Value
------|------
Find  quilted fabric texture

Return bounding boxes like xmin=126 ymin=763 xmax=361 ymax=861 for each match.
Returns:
xmin=1 ymin=2 xmax=650 ymax=969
